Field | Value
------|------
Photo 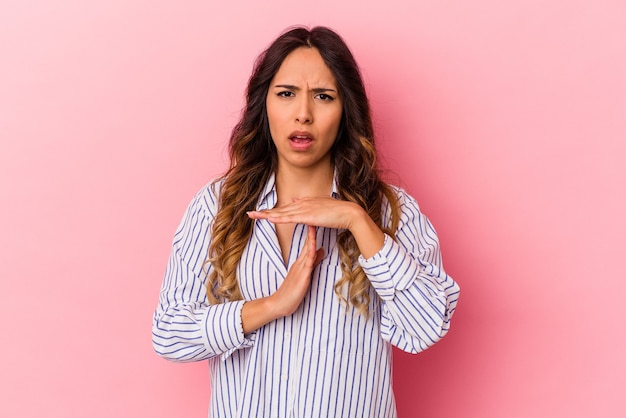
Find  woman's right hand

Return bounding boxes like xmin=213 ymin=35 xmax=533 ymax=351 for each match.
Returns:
xmin=270 ymin=225 xmax=325 ymax=317
xmin=241 ymin=225 xmax=324 ymax=334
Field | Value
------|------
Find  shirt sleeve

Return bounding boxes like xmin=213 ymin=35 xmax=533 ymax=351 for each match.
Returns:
xmin=152 ymin=184 xmax=256 ymax=362
xmin=359 ymin=189 xmax=460 ymax=354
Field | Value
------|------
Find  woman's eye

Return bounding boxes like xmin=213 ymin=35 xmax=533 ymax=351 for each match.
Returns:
xmin=277 ymin=91 xmax=294 ymax=98
xmin=316 ymin=93 xmax=334 ymax=101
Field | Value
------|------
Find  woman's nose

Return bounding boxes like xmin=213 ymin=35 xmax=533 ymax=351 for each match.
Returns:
xmin=295 ymin=97 xmax=313 ymax=124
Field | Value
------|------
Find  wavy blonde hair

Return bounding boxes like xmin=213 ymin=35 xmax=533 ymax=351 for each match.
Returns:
xmin=206 ymin=27 xmax=400 ymax=315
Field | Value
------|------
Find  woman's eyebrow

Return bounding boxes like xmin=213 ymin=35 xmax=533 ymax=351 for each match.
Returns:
xmin=273 ymin=84 xmax=337 ymax=93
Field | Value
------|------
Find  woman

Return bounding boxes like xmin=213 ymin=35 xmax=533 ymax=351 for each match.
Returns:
xmin=153 ymin=26 xmax=460 ymax=418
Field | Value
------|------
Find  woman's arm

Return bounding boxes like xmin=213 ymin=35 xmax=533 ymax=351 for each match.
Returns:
xmin=247 ymin=189 xmax=460 ymax=353
xmin=361 ymin=189 xmax=460 ymax=353
xmin=152 ymin=185 xmax=255 ymax=362
xmin=153 ymin=186 xmax=327 ymax=361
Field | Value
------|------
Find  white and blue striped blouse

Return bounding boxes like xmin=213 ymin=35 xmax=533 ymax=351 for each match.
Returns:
xmin=152 ymin=174 xmax=460 ymax=418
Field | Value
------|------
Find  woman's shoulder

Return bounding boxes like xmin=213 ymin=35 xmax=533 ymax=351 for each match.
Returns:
xmin=185 ymin=177 xmax=226 ymax=216
xmin=377 ymin=182 xmax=423 ymax=232
xmin=385 ymin=183 xmax=421 ymax=210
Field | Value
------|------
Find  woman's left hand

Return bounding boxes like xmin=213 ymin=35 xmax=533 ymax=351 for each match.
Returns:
xmin=247 ymin=197 xmax=386 ymax=259
xmin=247 ymin=197 xmax=361 ymax=230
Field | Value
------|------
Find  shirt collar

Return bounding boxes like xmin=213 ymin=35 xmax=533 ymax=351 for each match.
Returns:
xmin=256 ymin=170 xmax=340 ymax=210
xmin=331 ymin=173 xmax=340 ymax=198
xmin=256 ymin=173 xmax=277 ymax=210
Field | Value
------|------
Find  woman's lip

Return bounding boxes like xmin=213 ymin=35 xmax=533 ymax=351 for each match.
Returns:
xmin=289 ymin=135 xmax=313 ymax=150
xmin=289 ymin=131 xmax=314 ymax=140
xmin=288 ymin=131 xmax=314 ymax=150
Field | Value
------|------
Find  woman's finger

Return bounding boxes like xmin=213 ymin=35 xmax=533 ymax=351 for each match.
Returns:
xmin=303 ymin=225 xmax=317 ymax=266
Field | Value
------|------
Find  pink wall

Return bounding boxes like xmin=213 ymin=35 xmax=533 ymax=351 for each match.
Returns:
xmin=1 ymin=1 xmax=624 ymax=417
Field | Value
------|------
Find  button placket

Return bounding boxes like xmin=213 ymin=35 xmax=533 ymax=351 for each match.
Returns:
xmin=285 ymin=307 xmax=304 ymax=416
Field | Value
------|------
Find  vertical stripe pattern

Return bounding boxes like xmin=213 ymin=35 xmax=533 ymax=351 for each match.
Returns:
xmin=152 ymin=174 xmax=460 ymax=417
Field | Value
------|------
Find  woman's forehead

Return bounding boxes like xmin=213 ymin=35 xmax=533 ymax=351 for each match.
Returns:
xmin=272 ymin=47 xmax=338 ymax=88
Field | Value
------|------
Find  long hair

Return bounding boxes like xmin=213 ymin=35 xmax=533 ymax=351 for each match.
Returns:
xmin=206 ymin=26 xmax=399 ymax=315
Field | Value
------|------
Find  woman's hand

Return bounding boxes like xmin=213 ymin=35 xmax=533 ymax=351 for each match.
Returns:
xmin=247 ymin=197 xmax=359 ymax=230
xmin=269 ymin=225 xmax=324 ymax=317
xmin=247 ymin=197 xmax=385 ymax=259
xmin=241 ymin=225 xmax=324 ymax=333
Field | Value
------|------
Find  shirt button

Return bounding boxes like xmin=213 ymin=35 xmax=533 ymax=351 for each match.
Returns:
xmin=281 ymin=374 xmax=288 ymax=381
xmin=285 ymin=332 xmax=291 ymax=338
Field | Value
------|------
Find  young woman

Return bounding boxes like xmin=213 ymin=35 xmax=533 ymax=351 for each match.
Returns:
xmin=153 ymin=26 xmax=460 ymax=418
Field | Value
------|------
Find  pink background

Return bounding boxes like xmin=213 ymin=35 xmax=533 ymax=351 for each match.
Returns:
xmin=1 ymin=1 xmax=625 ymax=417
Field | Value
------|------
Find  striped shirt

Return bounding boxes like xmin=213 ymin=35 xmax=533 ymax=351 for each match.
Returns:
xmin=152 ymin=174 xmax=460 ymax=418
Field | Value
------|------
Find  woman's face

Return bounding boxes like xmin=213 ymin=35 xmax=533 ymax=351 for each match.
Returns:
xmin=266 ymin=47 xmax=343 ymax=173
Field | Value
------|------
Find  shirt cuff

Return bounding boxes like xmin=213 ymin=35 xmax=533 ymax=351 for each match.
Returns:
xmin=202 ymin=300 xmax=256 ymax=361
xmin=359 ymin=234 xmax=420 ymax=301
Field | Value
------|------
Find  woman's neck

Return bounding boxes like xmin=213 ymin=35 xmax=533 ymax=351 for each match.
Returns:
xmin=274 ymin=163 xmax=334 ymax=206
